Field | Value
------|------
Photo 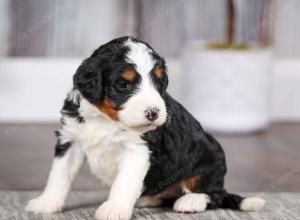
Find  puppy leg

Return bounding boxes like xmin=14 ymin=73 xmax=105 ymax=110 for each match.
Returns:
xmin=25 ymin=141 xmax=85 ymax=213
xmin=172 ymin=176 xmax=208 ymax=213
xmin=173 ymin=193 xmax=210 ymax=213
xmin=201 ymin=170 xmax=265 ymax=211
xmin=95 ymin=144 xmax=150 ymax=220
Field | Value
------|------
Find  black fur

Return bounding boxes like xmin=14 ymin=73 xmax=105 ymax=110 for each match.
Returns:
xmin=54 ymin=131 xmax=72 ymax=157
xmin=73 ymin=37 xmax=130 ymax=104
xmin=55 ymin=141 xmax=72 ymax=158
xmin=142 ymin=94 xmax=244 ymax=209
xmin=73 ymin=37 xmax=167 ymax=109
xmin=61 ymin=98 xmax=84 ymax=123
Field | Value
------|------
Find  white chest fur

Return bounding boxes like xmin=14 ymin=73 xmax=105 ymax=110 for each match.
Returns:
xmin=78 ymin=116 xmax=148 ymax=186
xmin=61 ymin=98 xmax=150 ymax=186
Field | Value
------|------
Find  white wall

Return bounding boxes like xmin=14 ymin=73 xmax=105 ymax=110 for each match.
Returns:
xmin=0 ymin=59 xmax=80 ymax=122
xmin=0 ymin=58 xmax=299 ymax=123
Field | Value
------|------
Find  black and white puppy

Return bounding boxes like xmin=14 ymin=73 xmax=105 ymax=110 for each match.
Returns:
xmin=25 ymin=36 xmax=265 ymax=220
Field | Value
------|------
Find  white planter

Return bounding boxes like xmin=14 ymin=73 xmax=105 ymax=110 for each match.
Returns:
xmin=182 ymin=42 xmax=272 ymax=134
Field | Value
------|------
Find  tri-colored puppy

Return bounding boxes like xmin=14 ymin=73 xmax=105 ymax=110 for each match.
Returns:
xmin=25 ymin=36 xmax=265 ymax=220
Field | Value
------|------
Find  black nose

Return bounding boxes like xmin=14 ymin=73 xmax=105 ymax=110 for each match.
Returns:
xmin=145 ymin=107 xmax=159 ymax=122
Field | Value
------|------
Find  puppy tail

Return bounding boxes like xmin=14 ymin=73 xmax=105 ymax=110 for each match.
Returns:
xmin=209 ymin=192 xmax=265 ymax=211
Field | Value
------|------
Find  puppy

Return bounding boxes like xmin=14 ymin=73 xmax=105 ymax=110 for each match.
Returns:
xmin=25 ymin=36 xmax=265 ymax=220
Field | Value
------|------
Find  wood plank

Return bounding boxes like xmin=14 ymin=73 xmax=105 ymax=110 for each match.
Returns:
xmin=0 ymin=123 xmax=299 ymax=191
xmin=8 ymin=0 xmax=134 ymax=56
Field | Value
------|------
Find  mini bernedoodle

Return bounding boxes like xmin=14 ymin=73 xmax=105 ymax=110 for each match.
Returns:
xmin=25 ymin=36 xmax=265 ymax=220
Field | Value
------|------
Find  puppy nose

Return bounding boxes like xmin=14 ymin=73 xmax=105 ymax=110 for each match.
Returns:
xmin=145 ymin=107 xmax=159 ymax=122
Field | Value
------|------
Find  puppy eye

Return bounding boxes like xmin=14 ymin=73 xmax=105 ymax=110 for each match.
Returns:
xmin=119 ymin=79 xmax=131 ymax=89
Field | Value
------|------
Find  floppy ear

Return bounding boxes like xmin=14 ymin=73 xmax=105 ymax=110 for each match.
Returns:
xmin=73 ymin=59 xmax=104 ymax=102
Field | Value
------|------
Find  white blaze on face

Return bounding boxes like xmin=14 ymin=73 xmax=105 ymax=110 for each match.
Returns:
xmin=118 ymin=38 xmax=167 ymax=131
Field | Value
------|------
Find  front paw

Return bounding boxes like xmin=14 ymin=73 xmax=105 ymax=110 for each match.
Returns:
xmin=95 ymin=200 xmax=132 ymax=220
xmin=25 ymin=196 xmax=64 ymax=214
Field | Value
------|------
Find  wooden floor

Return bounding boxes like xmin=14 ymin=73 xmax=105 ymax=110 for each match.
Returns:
xmin=0 ymin=123 xmax=299 ymax=192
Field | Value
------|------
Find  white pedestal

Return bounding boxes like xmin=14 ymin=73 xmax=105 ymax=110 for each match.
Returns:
xmin=182 ymin=42 xmax=272 ymax=133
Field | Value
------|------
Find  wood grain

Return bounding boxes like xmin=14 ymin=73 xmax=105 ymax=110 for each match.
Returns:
xmin=0 ymin=123 xmax=299 ymax=191
xmin=2 ymin=0 xmax=299 ymax=57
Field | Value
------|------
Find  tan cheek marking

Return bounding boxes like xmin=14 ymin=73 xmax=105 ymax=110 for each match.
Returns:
xmin=93 ymin=98 xmax=119 ymax=121
xmin=122 ymin=67 xmax=136 ymax=82
xmin=181 ymin=176 xmax=200 ymax=193
xmin=154 ymin=66 xmax=163 ymax=79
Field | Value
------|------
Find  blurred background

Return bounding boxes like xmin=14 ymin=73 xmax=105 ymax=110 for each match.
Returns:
xmin=0 ymin=0 xmax=299 ymax=193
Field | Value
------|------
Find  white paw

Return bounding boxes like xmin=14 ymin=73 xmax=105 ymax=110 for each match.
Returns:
xmin=95 ymin=200 xmax=132 ymax=220
xmin=240 ymin=197 xmax=266 ymax=211
xmin=173 ymin=193 xmax=210 ymax=213
xmin=25 ymin=196 xmax=64 ymax=214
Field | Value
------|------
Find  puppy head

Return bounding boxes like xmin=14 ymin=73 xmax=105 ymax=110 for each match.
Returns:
xmin=74 ymin=36 xmax=168 ymax=132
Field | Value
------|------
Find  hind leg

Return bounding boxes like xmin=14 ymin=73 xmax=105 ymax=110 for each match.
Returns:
xmin=173 ymin=170 xmax=265 ymax=213
xmin=199 ymin=169 xmax=265 ymax=211
xmin=240 ymin=197 xmax=266 ymax=211
xmin=173 ymin=193 xmax=210 ymax=213
xmin=207 ymin=190 xmax=265 ymax=211
xmin=173 ymin=176 xmax=210 ymax=213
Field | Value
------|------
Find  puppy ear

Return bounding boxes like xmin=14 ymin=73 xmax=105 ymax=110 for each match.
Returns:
xmin=73 ymin=59 xmax=103 ymax=102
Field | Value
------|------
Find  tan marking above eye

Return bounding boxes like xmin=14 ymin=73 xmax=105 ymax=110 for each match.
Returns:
xmin=93 ymin=97 xmax=119 ymax=121
xmin=122 ymin=67 xmax=136 ymax=82
xmin=154 ymin=66 xmax=163 ymax=79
